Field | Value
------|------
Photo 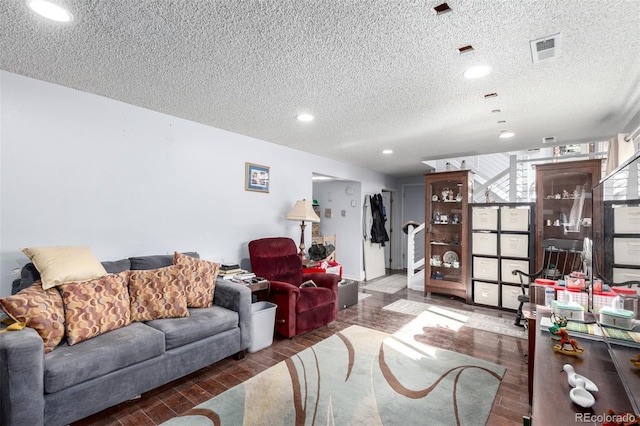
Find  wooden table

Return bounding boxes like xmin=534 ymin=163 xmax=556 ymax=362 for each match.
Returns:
xmin=221 ymin=278 xmax=270 ymax=296
xmin=523 ymin=305 xmax=536 ymax=405
xmin=530 ymin=306 xmax=635 ymax=425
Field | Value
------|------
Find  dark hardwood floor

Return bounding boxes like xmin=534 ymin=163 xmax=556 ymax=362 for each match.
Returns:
xmin=73 ymin=274 xmax=530 ymax=425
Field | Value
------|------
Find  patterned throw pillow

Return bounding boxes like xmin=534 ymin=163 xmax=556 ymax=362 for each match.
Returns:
xmin=20 ymin=246 xmax=108 ymax=290
xmin=0 ymin=282 xmax=65 ymax=353
xmin=59 ymin=271 xmax=131 ymax=346
xmin=128 ymin=265 xmax=189 ymax=322
xmin=173 ymin=252 xmax=220 ymax=308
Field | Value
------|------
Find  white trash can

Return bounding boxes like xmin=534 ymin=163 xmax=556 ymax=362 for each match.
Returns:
xmin=248 ymin=301 xmax=277 ymax=353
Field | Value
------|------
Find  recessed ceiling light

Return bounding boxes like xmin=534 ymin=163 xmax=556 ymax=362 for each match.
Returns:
xmin=382 ymin=149 xmax=393 ymax=154
xmin=27 ymin=0 xmax=72 ymax=22
xmin=499 ymin=131 xmax=515 ymax=139
xmin=296 ymin=113 xmax=314 ymax=122
xmin=463 ymin=65 xmax=492 ymax=79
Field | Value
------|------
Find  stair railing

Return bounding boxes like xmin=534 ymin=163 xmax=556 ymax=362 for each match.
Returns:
xmin=406 ymin=222 xmax=426 ymax=291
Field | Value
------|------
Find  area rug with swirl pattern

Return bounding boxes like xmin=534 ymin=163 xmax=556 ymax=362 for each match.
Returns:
xmin=162 ymin=325 xmax=505 ymax=426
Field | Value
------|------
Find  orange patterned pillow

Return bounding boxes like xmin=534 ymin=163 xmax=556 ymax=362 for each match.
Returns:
xmin=128 ymin=265 xmax=189 ymax=322
xmin=0 ymin=282 xmax=65 ymax=353
xmin=59 ymin=271 xmax=131 ymax=346
xmin=173 ymin=252 xmax=220 ymax=308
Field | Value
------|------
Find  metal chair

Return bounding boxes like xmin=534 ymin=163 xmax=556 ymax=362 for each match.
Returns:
xmin=512 ymin=239 xmax=584 ymax=327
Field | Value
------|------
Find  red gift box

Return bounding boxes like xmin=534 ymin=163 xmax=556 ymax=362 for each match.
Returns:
xmin=303 ymin=261 xmax=342 ymax=278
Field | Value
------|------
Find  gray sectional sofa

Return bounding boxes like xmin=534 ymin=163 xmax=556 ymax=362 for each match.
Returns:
xmin=0 ymin=253 xmax=252 ymax=426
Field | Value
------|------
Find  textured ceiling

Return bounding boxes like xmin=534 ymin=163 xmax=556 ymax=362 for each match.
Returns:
xmin=1 ymin=0 xmax=639 ymax=177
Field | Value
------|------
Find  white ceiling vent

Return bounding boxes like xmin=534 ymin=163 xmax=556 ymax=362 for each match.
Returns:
xmin=542 ymin=136 xmax=557 ymax=144
xmin=530 ymin=33 xmax=561 ymax=63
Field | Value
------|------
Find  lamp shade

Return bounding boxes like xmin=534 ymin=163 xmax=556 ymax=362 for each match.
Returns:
xmin=285 ymin=199 xmax=320 ymax=223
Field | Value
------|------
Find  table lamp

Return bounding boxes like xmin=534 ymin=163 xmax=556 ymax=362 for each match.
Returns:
xmin=286 ymin=199 xmax=321 ymax=259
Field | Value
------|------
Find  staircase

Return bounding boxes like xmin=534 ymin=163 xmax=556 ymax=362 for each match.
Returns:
xmin=406 ymin=222 xmax=425 ymax=291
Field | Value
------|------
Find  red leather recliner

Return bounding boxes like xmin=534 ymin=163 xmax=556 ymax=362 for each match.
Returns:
xmin=248 ymin=237 xmax=340 ymax=338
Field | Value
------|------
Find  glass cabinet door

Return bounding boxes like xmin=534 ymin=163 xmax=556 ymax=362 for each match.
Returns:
xmin=534 ymin=159 xmax=602 ymax=276
xmin=425 ymin=170 xmax=473 ymax=301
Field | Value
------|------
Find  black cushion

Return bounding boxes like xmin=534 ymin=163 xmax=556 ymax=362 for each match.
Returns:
xmin=10 ymin=253 xmax=198 ymax=294
xmin=129 ymin=252 xmax=199 ymax=270
xmin=101 ymin=259 xmax=131 ymax=274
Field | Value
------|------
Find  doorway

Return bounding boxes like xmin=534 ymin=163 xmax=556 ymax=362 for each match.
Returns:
xmin=400 ymin=183 xmax=425 ymax=269
xmin=381 ymin=190 xmax=393 ymax=270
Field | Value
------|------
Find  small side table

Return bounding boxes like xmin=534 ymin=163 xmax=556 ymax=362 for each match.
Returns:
xmin=243 ymin=279 xmax=270 ymax=294
xmin=221 ymin=278 xmax=270 ymax=298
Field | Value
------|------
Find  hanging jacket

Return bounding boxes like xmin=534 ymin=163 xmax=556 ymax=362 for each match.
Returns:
xmin=370 ymin=193 xmax=390 ymax=246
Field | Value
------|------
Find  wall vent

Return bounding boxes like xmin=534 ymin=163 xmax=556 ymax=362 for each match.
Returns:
xmin=542 ymin=136 xmax=556 ymax=144
xmin=434 ymin=3 xmax=452 ymax=15
xmin=530 ymin=33 xmax=561 ymax=63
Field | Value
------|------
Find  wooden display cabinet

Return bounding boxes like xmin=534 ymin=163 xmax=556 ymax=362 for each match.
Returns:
xmin=424 ymin=170 xmax=473 ymax=301
xmin=534 ymin=159 xmax=602 ymax=276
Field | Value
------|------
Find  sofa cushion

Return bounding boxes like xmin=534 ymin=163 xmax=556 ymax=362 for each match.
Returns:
xmin=21 ymin=246 xmax=108 ymax=290
xmin=101 ymin=258 xmax=131 ymax=274
xmin=13 ymin=262 xmax=40 ymax=294
xmin=173 ymin=252 xmax=220 ymax=308
xmin=59 ymin=271 xmax=131 ymax=345
xmin=43 ymin=322 xmax=165 ymax=393
xmin=11 ymin=258 xmax=130 ymax=295
xmin=145 ymin=305 xmax=239 ymax=350
xmin=0 ymin=282 xmax=65 ymax=353
xmin=296 ymin=287 xmax=335 ymax=314
xmin=128 ymin=265 xmax=189 ymax=321
xmin=129 ymin=252 xmax=199 ymax=270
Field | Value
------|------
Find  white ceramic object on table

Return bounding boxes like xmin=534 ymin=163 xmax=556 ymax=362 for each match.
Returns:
xmin=563 ymin=364 xmax=598 ymax=392
xmin=569 ymin=378 xmax=595 ymax=408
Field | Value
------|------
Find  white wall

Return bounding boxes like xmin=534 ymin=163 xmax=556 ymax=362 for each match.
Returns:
xmin=0 ymin=71 xmax=398 ymax=296
xmin=312 ymin=180 xmax=362 ymax=278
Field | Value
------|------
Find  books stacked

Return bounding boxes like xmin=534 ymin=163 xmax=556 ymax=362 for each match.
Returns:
xmin=218 ymin=263 xmax=247 ymax=280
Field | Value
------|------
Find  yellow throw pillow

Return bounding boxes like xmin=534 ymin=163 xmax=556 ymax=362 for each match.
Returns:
xmin=0 ymin=282 xmax=66 ymax=353
xmin=59 ymin=271 xmax=131 ymax=345
xmin=173 ymin=252 xmax=220 ymax=308
xmin=128 ymin=265 xmax=189 ymax=322
xmin=21 ymin=246 xmax=108 ymax=290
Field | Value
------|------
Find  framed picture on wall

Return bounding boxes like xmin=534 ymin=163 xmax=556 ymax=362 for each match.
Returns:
xmin=245 ymin=162 xmax=270 ymax=193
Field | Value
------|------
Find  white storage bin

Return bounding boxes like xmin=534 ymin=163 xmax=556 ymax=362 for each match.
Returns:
xmin=248 ymin=301 xmax=277 ymax=353
xmin=614 ymin=238 xmax=640 ymax=266
xmin=501 ymin=259 xmax=531 ymax=284
xmin=472 ymin=232 xmax=498 ymax=256
xmin=473 ymin=281 xmax=499 ymax=306
xmin=613 ymin=267 xmax=640 ymax=284
xmin=614 ymin=206 xmax=640 ymax=234
xmin=500 ymin=234 xmax=529 ymax=258
xmin=472 ymin=207 xmax=498 ymax=230
xmin=501 ymin=285 xmax=522 ymax=310
xmin=500 ymin=207 xmax=530 ymax=231
xmin=473 ymin=257 xmax=498 ymax=281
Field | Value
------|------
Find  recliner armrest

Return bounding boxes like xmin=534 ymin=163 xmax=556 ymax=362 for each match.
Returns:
xmin=303 ymin=273 xmax=340 ymax=291
xmin=269 ymin=280 xmax=300 ymax=296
